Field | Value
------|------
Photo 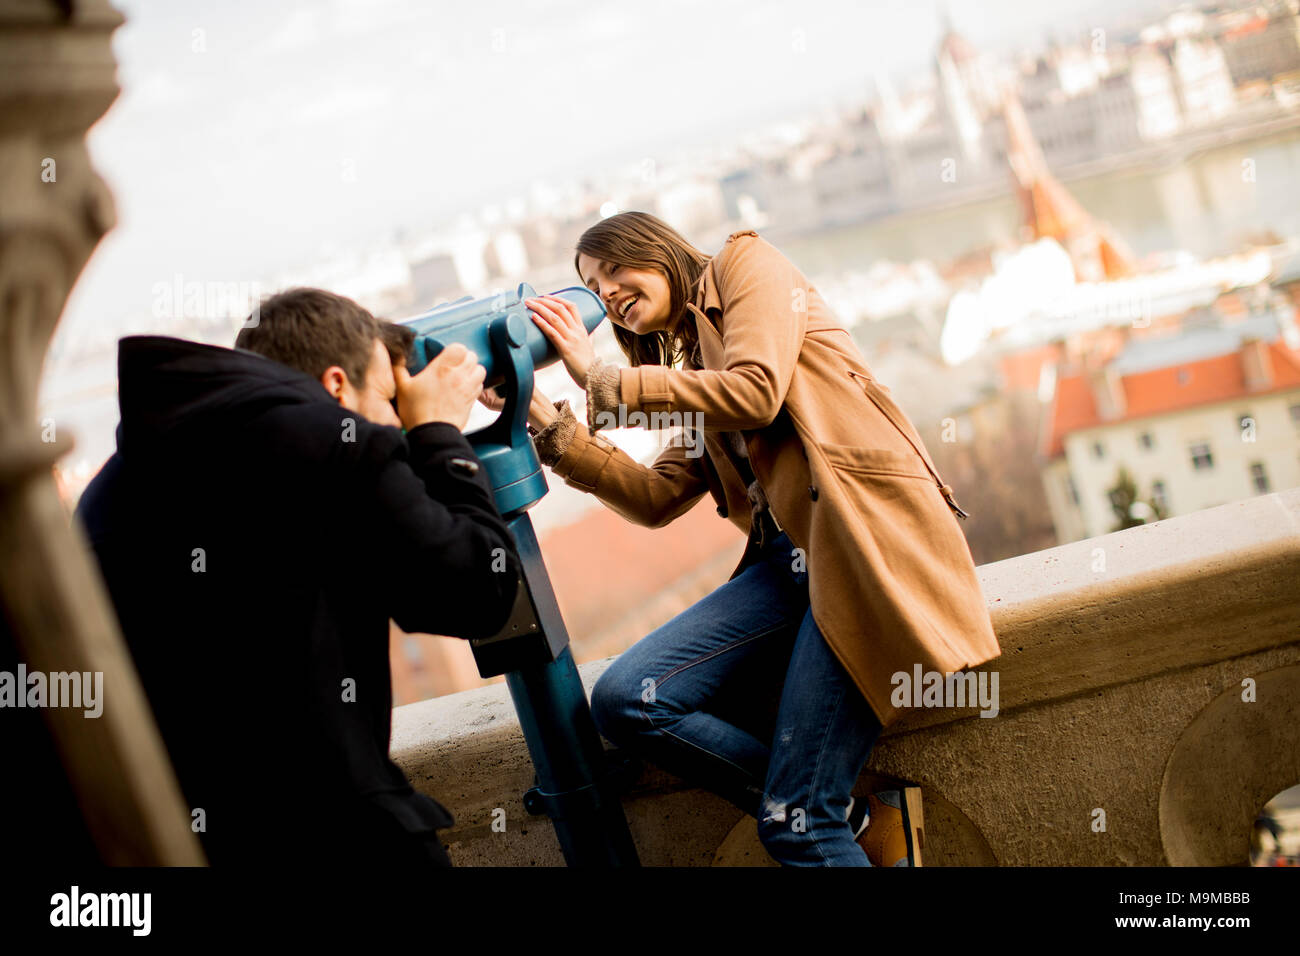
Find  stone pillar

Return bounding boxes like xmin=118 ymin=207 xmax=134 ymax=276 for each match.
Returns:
xmin=0 ymin=0 xmax=204 ymax=864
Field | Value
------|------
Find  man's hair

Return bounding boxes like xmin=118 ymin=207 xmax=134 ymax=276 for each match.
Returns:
xmin=235 ymin=287 xmax=382 ymax=387
xmin=378 ymin=320 xmax=415 ymax=367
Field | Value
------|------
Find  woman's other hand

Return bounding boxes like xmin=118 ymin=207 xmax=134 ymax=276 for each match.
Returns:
xmin=478 ymin=383 xmax=560 ymax=432
xmin=526 ymin=293 xmax=596 ymax=390
xmin=528 ymin=386 xmax=559 ymax=431
xmin=477 ymin=385 xmax=506 ymax=412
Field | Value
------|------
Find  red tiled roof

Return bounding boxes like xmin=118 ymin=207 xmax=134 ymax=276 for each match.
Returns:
xmin=539 ymin=496 xmax=743 ymax=652
xmin=1224 ymin=17 xmax=1270 ymax=41
xmin=999 ymin=329 xmax=1128 ymax=394
xmin=1042 ymin=340 xmax=1300 ymax=458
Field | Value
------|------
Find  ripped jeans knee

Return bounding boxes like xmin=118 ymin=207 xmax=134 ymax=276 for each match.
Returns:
xmin=756 ymin=794 xmax=860 ymax=866
xmin=756 ymin=796 xmax=803 ymax=853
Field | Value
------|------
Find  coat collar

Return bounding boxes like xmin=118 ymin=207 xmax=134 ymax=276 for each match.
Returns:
xmin=692 ymin=260 xmax=723 ymax=315
xmin=687 ymin=229 xmax=758 ymax=343
xmin=686 ymin=255 xmax=722 ymax=342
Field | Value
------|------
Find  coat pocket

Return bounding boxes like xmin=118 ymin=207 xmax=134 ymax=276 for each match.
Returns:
xmin=818 ymin=442 xmax=931 ymax=479
xmin=811 ymin=452 xmax=978 ymax=667
xmin=844 ymin=368 xmax=971 ymax=519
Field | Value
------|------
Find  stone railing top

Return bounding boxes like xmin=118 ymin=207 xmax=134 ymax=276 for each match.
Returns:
xmin=394 ymin=487 xmax=1300 ymax=757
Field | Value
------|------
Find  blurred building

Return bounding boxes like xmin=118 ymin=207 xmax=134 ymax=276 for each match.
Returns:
xmin=407 ymin=251 xmax=461 ymax=310
xmin=1039 ymin=290 xmax=1300 ymax=542
xmin=1169 ymin=35 xmax=1238 ymax=126
xmin=808 ymin=116 xmax=897 ymax=226
xmin=1127 ymin=45 xmax=1186 ymax=141
xmin=1217 ymin=1 xmax=1300 ymax=86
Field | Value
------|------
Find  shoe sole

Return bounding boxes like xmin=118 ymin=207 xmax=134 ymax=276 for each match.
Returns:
xmin=902 ymin=785 xmax=925 ymax=867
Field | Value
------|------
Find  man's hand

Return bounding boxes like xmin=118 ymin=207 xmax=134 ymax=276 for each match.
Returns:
xmin=395 ymin=342 xmax=486 ymax=431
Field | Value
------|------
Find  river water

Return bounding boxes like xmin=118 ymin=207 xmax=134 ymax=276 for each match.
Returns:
xmin=779 ymin=128 xmax=1300 ymax=274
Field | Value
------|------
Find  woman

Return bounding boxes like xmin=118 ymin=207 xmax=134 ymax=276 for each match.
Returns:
xmin=498 ymin=211 xmax=1000 ymax=866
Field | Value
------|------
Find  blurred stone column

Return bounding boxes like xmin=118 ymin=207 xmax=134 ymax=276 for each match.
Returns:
xmin=0 ymin=0 xmax=204 ymax=864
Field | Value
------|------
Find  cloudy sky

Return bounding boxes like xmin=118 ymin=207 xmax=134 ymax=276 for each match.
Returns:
xmin=59 ymin=0 xmax=1173 ymax=346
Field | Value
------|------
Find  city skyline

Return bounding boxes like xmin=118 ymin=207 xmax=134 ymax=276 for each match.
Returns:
xmin=59 ymin=0 xmax=1180 ymax=350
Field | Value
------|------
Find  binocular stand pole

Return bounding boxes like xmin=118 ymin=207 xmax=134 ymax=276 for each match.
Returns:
xmin=470 ymin=509 xmax=641 ymax=867
xmin=460 ymin=311 xmax=639 ymax=866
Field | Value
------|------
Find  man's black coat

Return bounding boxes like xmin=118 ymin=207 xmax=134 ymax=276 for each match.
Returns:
xmin=75 ymin=335 xmax=521 ymax=866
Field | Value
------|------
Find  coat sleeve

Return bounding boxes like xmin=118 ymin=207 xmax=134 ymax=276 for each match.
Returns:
xmin=589 ymin=233 xmax=808 ymax=431
xmin=533 ymin=398 xmax=711 ymax=529
xmin=359 ymin=420 xmax=521 ymax=640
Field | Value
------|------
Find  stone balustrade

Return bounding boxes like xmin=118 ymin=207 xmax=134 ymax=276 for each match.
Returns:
xmin=392 ymin=487 xmax=1300 ymax=866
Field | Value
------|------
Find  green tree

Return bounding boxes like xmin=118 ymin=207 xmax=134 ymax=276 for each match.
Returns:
xmin=1106 ymin=466 xmax=1166 ymax=532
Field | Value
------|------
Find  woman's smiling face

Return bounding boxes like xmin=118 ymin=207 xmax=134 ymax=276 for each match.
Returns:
xmin=577 ymin=253 xmax=672 ymax=334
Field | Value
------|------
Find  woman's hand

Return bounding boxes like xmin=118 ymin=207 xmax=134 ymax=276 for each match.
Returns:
xmin=478 ymin=383 xmax=559 ymax=432
xmin=527 ymin=386 xmax=559 ymax=431
xmin=476 ymin=385 xmax=506 ymax=412
xmin=526 ymin=293 xmax=596 ymax=390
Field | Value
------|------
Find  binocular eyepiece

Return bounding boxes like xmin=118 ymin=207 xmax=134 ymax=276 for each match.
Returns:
xmin=399 ymin=282 xmax=607 ymax=388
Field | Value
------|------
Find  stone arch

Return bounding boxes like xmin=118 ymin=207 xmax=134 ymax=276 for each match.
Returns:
xmin=1159 ymin=664 xmax=1300 ymax=866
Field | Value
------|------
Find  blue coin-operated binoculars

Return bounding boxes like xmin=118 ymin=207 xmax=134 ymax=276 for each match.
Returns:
xmin=400 ymin=283 xmax=639 ymax=867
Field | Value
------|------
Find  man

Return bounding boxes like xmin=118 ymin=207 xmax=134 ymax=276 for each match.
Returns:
xmin=75 ymin=287 xmax=520 ymax=868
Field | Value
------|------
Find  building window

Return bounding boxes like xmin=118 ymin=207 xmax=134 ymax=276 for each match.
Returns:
xmin=1190 ymin=442 xmax=1213 ymax=470
xmin=1092 ymin=440 xmax=1105 ymax=459
xmin=1289 ymin=403 xmax=1300 ymax=427
xmin=1139 ymin=431 xmax=1154 ymax=450
xmin=1066 ymin=473 xmax=1080 ymax=507
xmin=1250 ymin=462 xmax=1270 ymax=494
xmin=1151 ymin=479 xmax=1167 ymax=513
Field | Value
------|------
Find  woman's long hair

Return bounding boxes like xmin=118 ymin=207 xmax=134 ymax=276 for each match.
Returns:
xmin=573 ymin=211 xmax=711 ymax=368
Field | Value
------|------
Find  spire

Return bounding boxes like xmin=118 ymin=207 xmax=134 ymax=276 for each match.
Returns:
xmin=937 ymin=0 xmax=954 ymax=41
xmin=936 ymin=1 xmax=977 ymax=64
xmin=1001 ymin=88 xmax=1138 ymax=281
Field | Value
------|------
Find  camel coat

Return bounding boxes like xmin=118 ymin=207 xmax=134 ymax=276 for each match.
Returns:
xmin=538 ymin=229 xmax=1001 ymax=727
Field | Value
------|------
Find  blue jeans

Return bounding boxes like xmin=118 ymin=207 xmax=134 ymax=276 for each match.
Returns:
xmin=590 ymin=530 xmax=884 ymax=866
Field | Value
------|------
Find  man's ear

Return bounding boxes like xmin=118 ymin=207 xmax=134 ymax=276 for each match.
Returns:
xmin=319 ymin=365 xmax=348 ymax=402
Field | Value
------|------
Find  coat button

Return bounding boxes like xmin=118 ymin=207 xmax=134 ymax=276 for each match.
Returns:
xmin=808 ymin=484 xmax=818 ymax=501
xmin=449 ymin=456 xmax=480 ymax=476
xmin=716 ymin=504 xmax=728 ymax=518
